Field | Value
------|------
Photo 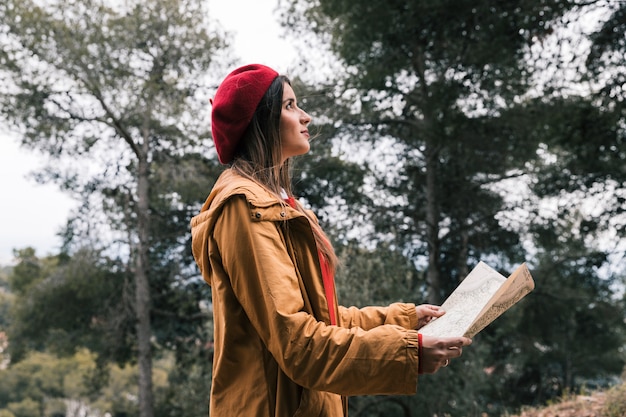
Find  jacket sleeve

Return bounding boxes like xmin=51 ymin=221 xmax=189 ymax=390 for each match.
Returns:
xmin=338 ymin=304 xmax=419 ymax=331
xmin=214 ymin=196 xmax=420 ymax=396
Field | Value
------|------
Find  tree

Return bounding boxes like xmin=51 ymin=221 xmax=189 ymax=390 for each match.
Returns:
xmin=280 ymin=0 xmax=576 ymax=304
xmin=279 ymin=1 xmax=626 ymax=415
xmin=0 ymin=1 xmax=226 ymax=415
xmin=580 ymin=1 xmax=625 ymax=272
xmin=0 ymin=348 xmax=172 ymax=417
xmin=587 ymin=1 xmax=626 ymax=117
xmin=520 ymin=0 xmax=625 ymax=277
xmin=482 ymin=216 xmax=625 ymax=409
xmin=6 ymin=248 xmax=132 ymax=364
xmin=523 ymin=94 xmax=625 ymax=271
xmin=0 ymin=350 xmax=96 ymax=416
xmin=334 ymin=241 xmax=423 ymax=308
xmin=472 ymin=91 xmax=626 ymax=411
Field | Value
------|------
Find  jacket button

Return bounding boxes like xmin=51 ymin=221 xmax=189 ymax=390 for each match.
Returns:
xmin=255 ymin=212 xmax=261 ymax=218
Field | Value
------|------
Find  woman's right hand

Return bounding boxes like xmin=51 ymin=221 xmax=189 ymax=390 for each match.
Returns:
xmin=419 ymin=335 xmax=472 ymax=374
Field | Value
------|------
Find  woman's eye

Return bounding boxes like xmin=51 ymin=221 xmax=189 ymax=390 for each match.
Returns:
xmin=285 ymin=99 xmax=296 ymax=110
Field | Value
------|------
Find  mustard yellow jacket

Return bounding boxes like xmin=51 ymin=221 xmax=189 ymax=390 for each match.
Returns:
xmin=191 ymin=169 xmax=421 ymax=417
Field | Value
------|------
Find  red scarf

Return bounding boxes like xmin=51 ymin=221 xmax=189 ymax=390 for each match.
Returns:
xmin=285 ymin=196 xmax=337 ymax=325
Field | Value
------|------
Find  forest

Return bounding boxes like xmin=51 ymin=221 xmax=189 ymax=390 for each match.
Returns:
xmin=0 ymin=0 xmax=624 ymax=416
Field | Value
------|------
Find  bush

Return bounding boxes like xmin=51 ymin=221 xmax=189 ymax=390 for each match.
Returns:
xmin=602 ymin=383 xmax=626 ymax=417
xmin=7 ymin=399 xmax=38 ymax=417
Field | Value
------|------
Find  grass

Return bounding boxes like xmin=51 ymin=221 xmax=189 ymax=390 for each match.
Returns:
xmin=505 ymin=382 xmax=626 ymax=417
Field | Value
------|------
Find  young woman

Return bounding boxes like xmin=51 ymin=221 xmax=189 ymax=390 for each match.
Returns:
xmin=191 ymin=64 xmax=472 ymax=417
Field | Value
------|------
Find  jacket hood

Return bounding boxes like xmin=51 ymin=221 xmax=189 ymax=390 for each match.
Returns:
xmin=190 ymin=169 xmax=291 ymax=286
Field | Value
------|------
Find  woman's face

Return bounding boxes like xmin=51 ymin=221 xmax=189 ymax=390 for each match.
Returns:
xmin=279 ymin=82 xmax=311 ymax=163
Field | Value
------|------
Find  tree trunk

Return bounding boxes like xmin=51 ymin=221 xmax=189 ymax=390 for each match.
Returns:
xmin=457 ymin=227 xmax=469 ymax=281
xmin=135 ymin=136 xmax=154 ymax=417
xmin=412 ymin=46 xmax=442 ymax=305
xmin=425 ymin=140 xmax=441 ymax=304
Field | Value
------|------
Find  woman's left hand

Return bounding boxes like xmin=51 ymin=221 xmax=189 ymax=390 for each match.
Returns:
xmin=415 ymin=304 xmax=445 ymax=329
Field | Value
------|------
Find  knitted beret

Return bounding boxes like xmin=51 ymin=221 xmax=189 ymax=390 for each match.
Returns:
xmin=211 ymin=64 xmax=279 ymax=164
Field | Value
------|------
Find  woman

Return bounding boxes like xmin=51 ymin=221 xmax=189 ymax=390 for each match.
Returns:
xmin=191 ymin=64 xmax=472 ymax=417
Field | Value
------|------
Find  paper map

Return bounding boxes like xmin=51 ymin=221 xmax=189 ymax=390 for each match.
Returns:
xmin=419 ymin=262 xmax=535 ymax=338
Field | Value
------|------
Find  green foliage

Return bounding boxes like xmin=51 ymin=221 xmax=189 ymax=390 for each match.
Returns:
xmin=154 ymin=352 xmax=212 ymax=417
xmin=483 ymin=220 xmax=625 ymax=408
xmin=146 ymin=153 xmax=219 ymax=359
xmin=335 ymin=241 xmax=424 ymax=307
xmin=0 ymin=0 xmax=225 ymax=156
xmin=0 ymin=291 xmax=12 ymax=330
xmin=5 ymin=399 xmax=38 ymax=417
xmin=286 ymin=0 xmax=572 ymax=93
xmin=0 ymin=348 xmax=177 ymax=417
xmin=281 ymin=0 xmax=577 ymax=306
xmin=288 ymin=77 xmax=372 ymax=236
xmin=0 ymin=1 xmax=227 ymax=414
xmin=345 ymin=344 xmax=493 ymax=417
xmin=586 ymin=2 xmax=626 ymax=114
xmin=281 ymin=0 xmax=625 ymax=415
xmin=524 ymin=96 xmax=624 ymax=194
xmin=603 ymin=382 xmax=626 ymax=417
xmin=3 ymin=246 xmax=214 ymax=415
xmin=0 ymin=267 xmax=10 ymax=288
xmin=6 ymin=248 xmax=132 ymax=363
xmin=7 ymin=248 xmax=44 ymax=296
xmin=521 ymin=96 xmax=625 ymax=275
xmin=0 ymin=0 xmax=623 ymax=416
xmin=0 ymin=350 xmax=93 ymax=413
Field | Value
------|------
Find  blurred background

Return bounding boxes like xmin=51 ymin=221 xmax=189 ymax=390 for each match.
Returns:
xmin=0 ymin=0 xmax=624 ymax=416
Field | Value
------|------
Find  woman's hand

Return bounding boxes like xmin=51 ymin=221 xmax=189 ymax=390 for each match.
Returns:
xmin=415 ymin=304 xmax=445 ymax=329
xmin=419 ymin=335 xmax=472 ymax=374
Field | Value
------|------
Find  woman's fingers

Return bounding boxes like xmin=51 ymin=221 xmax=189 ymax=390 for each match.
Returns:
xmin=415 ymin=304 xmax=447 ymax=328
xmin=419 ymin=335 xmax=472 ymax=374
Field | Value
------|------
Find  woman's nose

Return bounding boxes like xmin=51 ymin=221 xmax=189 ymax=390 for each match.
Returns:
xmin=301 ymin=109 xmax=311 ymax=125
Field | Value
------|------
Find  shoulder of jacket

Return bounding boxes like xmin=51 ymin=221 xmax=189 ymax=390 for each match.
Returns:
xmin=208 ymin=170 xmax=308 ymax=223
xmin=216 ymin=172 xmax=280 ymax=209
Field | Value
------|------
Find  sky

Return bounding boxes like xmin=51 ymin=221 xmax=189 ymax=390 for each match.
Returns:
xmin=0 ymin=0 xmax=296 ymax=265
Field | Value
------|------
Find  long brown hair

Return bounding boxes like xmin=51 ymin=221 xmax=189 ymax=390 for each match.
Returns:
xmin=230 ymin=76 xmax=338 ymax=271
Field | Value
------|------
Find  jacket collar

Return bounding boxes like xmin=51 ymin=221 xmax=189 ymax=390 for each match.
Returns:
xmin=191 ymin=169 xmax=305 ymax=231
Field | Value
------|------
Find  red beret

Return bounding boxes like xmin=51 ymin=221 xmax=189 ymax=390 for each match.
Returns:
xmin=211 ymin=64 xmax=279 ymax=164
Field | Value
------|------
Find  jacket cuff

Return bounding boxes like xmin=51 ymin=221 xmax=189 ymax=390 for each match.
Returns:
xmin=405 ymin=330 xmax=420 ymax=392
